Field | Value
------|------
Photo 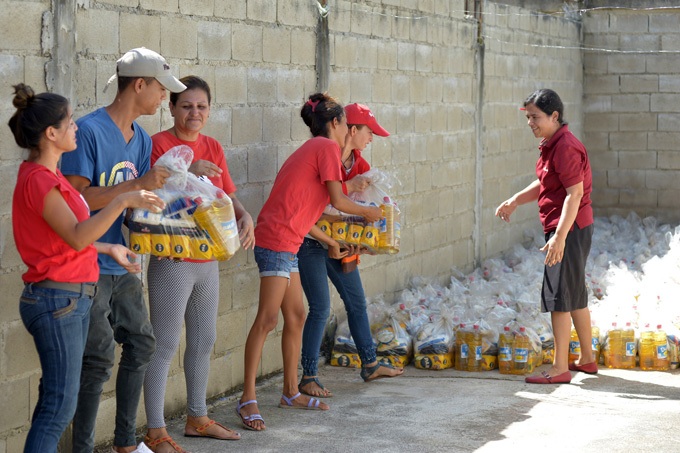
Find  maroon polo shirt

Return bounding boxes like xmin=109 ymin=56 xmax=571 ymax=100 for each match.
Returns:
xmin=536 ymin=124 xmax=593 ymax=233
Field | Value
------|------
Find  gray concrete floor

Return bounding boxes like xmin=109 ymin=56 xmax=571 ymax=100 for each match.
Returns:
xmin=131 ymin=363 xmax=680 ymax=453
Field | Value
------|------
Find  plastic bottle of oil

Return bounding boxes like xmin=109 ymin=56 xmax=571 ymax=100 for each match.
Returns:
xmin=653 ymin=324 xmax=669 ymax=371
xmin=498 ymin=326 xmax=514 ymax=375
xmin=454 ymin=323 xmax=468 ymax=371
xmin=467 ymin=324 xmax=482 ymax=372
xmin=591 ymin=323 xmax=601 ymax=364
xmin=378 ymin=197 xmax=400 ymax=254
xmin=192 ymin=192 xmax=240 ymax=261
xmin=639 ymin=323 xmax=655 ymax=370
xmin=604 ymin=322 xmax=622 ymax=369
xmin=512 ymin=327 xmax=529 ymax=375
xmin=568 ymin=328 xmax=580 ymax=363
xmin=621 ymin=322 xmax=636 ymax=369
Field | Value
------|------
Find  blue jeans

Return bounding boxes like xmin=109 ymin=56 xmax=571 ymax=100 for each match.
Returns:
xmin=297 ymin=238 xmax=376 ymax=376
xmin=20 ymin=284 xmax=93 ymax=453
xmin=72 ymin=273 xmax=156 ymax=451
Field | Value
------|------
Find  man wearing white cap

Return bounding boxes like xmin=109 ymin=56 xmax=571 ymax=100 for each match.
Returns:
xmin=61 ymin=48 xmax=186 ymax=453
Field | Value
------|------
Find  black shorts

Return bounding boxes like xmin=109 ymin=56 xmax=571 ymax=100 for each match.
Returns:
xmin=541 ymin=222 xmax=594 ymax=313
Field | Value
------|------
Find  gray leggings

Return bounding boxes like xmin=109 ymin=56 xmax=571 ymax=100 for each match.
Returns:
xmin=143 ymin=258 xmax=219 ymax=428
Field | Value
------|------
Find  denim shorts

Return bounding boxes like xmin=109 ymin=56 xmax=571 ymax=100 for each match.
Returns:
xmin=254 ymin=246 xmax=299 ymax=278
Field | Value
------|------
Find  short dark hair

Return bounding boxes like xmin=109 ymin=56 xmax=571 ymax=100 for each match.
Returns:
xmin=524 ymin=89 xmax=566 ymax=125
xmin=300 ymin=93 xmax=345 ymax=138
xmin=117 ymin=75 xmax=156 ymax=93
xmin=8 ymin=83 xmax=69 ymax=151
xmin=170 ymin=75 xmax=211 ymax=105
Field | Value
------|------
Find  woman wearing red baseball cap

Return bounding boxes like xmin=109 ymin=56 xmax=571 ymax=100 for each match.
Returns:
xmin=297 ymin=103 xmax=403 ymax=398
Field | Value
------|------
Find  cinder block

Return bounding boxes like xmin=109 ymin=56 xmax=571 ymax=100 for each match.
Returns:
xmin=591 ymin=188 xmax=619 ymax=207
xmin=648 ymin=132 xmax=680 ymax=150
xmin=141 ymin=0 xmax=178 ymax=13
xmin=397 ymin=106 xmax=415 ymax=136
xmin=585 ymin=75 xmax=619 ymax=95
xmin=232 ymin=23 xmax=262 ymax=62
xmin=426 ymin=134 xmax=443 ymax=161
xmin=120 ymin=13 xmax=160 ymax=55
xmin=334 ymin=34 xmax=358 ymax=68
xmin=231 ymin=267 xmax=260 ymax=310
xmin=372 ymin=7 xmax=392 ymax=38
xmin=291 ymin=29 xmax=315 ymax=65
xmin=415 ymin=44 xmax=433 ymax=73
xmin=247 ymin=67 xmax=277 ymax=104
xmin=649 ymin=13 xmax=680 ymax=32
xmin=393 ymin=14 xmax=410 ymax=40
xmin=277 ymin=0 xmax=316 ymax=27
xmin=657 ymin=151 xmax=680 ymax=169
xmin=356 ymin=39 xmax=378 ymax=69
xmin=1 ymin=1 xmax=44 ymax=51
xmin=198 ymin=21 xmax=231 ymax=61
xmin=377 ymin=40 xmax=398 ymax=70
xmin=5 ymin=322 xmax=40 ymax=377
xmin=328 ymin=71 xmax=350 ymax=104
xmin=214 ymin=309 xmax=248 ymax=355
xmin=397 ymin=42 xmax=416 ymax=71
xmin=427 ymin=16 xmax=444 ymax=46
xmin=619 ymin=113 xmax=656 ymax=132
xmin=618 ymin=151 xmax=657 ymax=169
xmin=76 ymin=8 xmax=119 ymax=54
xmin=658 ymin=113 xmax=680 ymax=132
xmin=609 ymin=131 xmax=647 ymax=151
xmin=179 ymin=0 xmax=214 ymax=16
xmin=200 ymin=107 xmax=231 ymax=145
xmin=349 ymin=72 xmax=372 ymax=104
xmin=647 ymin=55 xmax=680 ymax=74
xmin=661 ymin=34 xmax=680 ymax=52
xmin=607 ymin=55 xmax=646 ymax=74
xmin=410 ymin=14 xmax=427 ymax=42
xmin=291 ymin=109 xmax=311 ymax=141
xmin=658 ymin=189 xmax=680 ymax=208
xmin=620 ymin=34 xmax=660 ymax=52
xmin=350 ymin=2 xmax=372 ymax=35
xmin=260 ymin=333 xmax=283 ymax=376
xmin=247 ymin=0 xmax=276 ymax=22
xmin=23 ymin=56 xmax=47 ymax=95
xmin=371 ymin=72 xmax=391 ymax=103
xmin=583 ymin=95 xmax=612 ymax=113
xmin=610 ymin=13 xmax=649 ymax=33
xmin=611 ymin=94 xmax=649 ymax=113
xmin=647 ymin=169 xmax=680 ymax=190
xmin=231 ymin=107 xmax=262 ymax=145
xmin=0 ymin=377 xmax=30 ymax=432
xmin=583 ymin=12 xmax=609 ymax=34
xmin=651 ymin=93 xmax=680 ymax=112
xmin=160 ymin=16 xmax=198 ymax=59
xmin=659 ymin=75 xmax=680 ymax=92
xmin=214 ymin=66 xmax=247 ymax=104
xmin=414 ymin=105 xmax=431 ymax=133
xmin=263 ymin=107 xmax=291 ymax=143
xmin=391 ymin=74 xmax=410 ymax=104
xmin=619 ymin=74 xmax=658 ymax=94
xmin=329 ymin=0 xmax=351 ymax=32
xmin=278 ymin=69 xmax=304 ymax=103
xmin=584 ymin=33 xmax=619 ymax=50
xmin=214 ymin=0 xmax=245 ymax=19
xmin=583 ymin=113 xmax=618 ymax=133
xmin=415 ymin=163 xmax=432 ymax=192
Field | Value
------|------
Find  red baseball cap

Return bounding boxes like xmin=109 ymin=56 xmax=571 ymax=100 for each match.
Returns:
xmin=344 ymin=103 xmax=389 ymax=137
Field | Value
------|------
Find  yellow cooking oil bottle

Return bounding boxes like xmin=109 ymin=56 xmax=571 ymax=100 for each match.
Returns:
xmin=512 ymin=327 xmax=530 ymax=375
xmin=498 ymin=326 xmax=514 ymax=375
xmin=621 ymin=322 xmax=636 ymax=368
xmin=467 ymin=324 xmax=482 ymax=372
xmin=192 ymin=192 xmax=240 ymax=261
xmin=568 ymin=328 xmax=581 ymax=363
xmin=454 ymin=323 xmax=468 ymax=371
xmin=605 ymin=322 xmax=622 ymax=369
xmin=591 ymin=323 xmax=601 ymax=364
xmin=639 ymin=323 xmax=668 ymax=371
xmin=378 ymin=196 xmax=400 ymax=254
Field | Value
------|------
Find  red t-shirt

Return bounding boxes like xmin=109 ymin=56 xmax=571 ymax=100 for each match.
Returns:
xmin=255 ymin=136 xmax=344 ymax=253
xmin=342 ymin=149 xmax=371 ymax=193
xmin=12 ymin=161 xmax=99 ymax=283
xmin=536 ymin=125 xmax=593 ymax=233
xmin=151 ymin=131 xmax=236 ymax=195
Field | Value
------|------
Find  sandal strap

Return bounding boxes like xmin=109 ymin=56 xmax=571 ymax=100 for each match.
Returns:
xmin=145 ymin=435 xmax=184 ymax=452
xmin=308 ymin=397 xmax=320 ymax=408
xmin=541 ymin=370 xmax=552 ymax=382
xmin=237 ymin=399 xmax=257 ymax=411
xmin=299 ymin=376 xmax=326 ymax=391
xmin=281 ymin=392 xmax=302 ymax=406
xmin=194 ymin=419 xmax=214 ymax=433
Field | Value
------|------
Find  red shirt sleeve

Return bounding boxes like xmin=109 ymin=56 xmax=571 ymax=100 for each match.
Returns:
xmin=554 ymin=143 xmax=585 ymax=189
xmin=317 ymin=142 xmax=343 ymax=183
xmin=26 ymin=169 xmax=60 ymax=216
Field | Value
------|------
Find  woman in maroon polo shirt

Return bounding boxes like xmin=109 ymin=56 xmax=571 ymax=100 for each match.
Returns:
xmin=495 ymin=88 xmax=594 ymax=384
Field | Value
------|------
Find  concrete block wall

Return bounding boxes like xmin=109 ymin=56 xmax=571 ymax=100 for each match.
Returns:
xmin=0 ymin=0 xmax=586 ymax=449
xmin=480 ymin=2 xmax=583 ymax=260
xmin=583 ymin=8 xmax=680 ymax=222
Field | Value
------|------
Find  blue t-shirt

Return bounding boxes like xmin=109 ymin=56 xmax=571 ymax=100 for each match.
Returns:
xmin=60 ymin=107 xmax=152 ymax=275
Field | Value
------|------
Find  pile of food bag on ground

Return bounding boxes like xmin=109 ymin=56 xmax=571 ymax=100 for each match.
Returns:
xmin=128 ymin=146 xmax=239 ymax=261
xmin=328 ymin=212 xmax=680 ymax=373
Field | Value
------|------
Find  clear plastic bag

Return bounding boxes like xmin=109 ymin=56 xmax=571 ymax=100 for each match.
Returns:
xmin=129 ymin=145 xmax=240 ymax=261
xmin=374 ymin=307 xmax=412 ymax=367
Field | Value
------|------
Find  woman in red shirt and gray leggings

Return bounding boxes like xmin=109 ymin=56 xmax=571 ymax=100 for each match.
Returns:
xmin=9 ymin=84 xmax=163 ymax=452
xmin=495 ymin=88 xmax=594 ymax=385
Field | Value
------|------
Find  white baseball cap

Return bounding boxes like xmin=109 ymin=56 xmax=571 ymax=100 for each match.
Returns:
xmin=103 ymin=47 xmax=186 ymax=93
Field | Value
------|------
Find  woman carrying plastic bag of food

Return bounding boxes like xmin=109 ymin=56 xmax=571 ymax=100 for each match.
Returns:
xmin=495 ymin=88 xmax=594 ymax=384
xmin=237 ymin=94 xmax=383 ymax=430
xmin=297 ymin=104 xmax=404 ymax=398
xmin=142 ymin=76 xmax=252 ymax=450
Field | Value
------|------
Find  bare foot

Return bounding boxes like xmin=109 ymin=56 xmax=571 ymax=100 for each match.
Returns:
xmin=237 ymin=399 xmax=265 ymax=431
xmin=299 ymin=376 xmax=332 ymax=397
xmin=144 ymin=429 xmax=187 ymax=453
xmin=185 ymin=415 xmax=240 ymax=440
xmin=280 ymin=392 xmax=329 ymax=410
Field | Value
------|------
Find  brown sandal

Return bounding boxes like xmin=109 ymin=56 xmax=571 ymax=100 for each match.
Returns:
xmin=144 ymin=435 xmax=186 ymax=452
xmin=184 ymin=418 xmax=240 ymax=440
